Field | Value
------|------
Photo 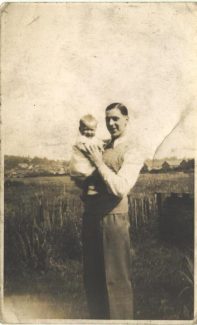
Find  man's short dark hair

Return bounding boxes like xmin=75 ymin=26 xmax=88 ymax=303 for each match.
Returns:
xmin=105 ymin=103 xmax=128 ymax=116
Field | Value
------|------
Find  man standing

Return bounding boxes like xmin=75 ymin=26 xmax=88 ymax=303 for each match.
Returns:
xmin=80 ymin=103 xmax=144 ymax=319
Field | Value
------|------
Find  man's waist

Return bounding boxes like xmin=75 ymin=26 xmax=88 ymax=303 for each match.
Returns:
xmin=83 ymin=192 xmax=128 ymax=214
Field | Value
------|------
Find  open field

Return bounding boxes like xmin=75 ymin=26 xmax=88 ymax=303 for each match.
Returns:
xmin=4 ymin=172 xmax=194 ymax=320
xmin=5 ymin=171 xmax=194 ymax=200
xmin=132 ymin=172 xmax=194 ymax=193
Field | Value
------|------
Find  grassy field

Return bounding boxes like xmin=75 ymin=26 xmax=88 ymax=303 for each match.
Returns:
xmin=132 ymin=172 xmax=194 ymax=193
xmin=4 ymin=172 xmax=194 ymax=320
xmin=5 ymin=171 xmax=194 ymax=195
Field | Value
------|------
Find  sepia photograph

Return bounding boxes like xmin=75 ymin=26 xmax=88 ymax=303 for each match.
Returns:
xmin=1 ymin=2 xmax=196 ymax=323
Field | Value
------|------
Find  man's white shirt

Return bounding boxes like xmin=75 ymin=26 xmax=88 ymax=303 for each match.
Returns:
xmin=96 ymin=133 xmax=144 ymax=198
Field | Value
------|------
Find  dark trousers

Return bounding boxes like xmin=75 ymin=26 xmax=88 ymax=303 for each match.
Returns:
xmin=82 ymin=211 xmax=134 ymax=319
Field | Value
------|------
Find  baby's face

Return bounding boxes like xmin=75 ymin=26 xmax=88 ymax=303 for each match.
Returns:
xmin=81 ymin=125 xmax=96 ymax=137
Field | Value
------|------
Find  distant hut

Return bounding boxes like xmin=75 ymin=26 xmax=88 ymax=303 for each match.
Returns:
xmin=179 ymin=159 xmax=188 ymax=171
xmin=140 ymin=163 xmax=149 ymax=174
xmin=18 ymin=163 xmax=29 ymax=169
xmin=179 ymin=159 xmax=194 ymax=171
xmin=162 ymin=161 xmax=170 ymax=172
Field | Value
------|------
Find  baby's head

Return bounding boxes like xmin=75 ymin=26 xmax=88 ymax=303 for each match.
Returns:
xmin=79 ymin=114 xmax=98 ymax=138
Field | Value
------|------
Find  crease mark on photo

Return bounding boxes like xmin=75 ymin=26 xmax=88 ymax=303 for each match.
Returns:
xmin=152 ymin=106 xmax=193 ymax=168
xmin=27 ymin=16 xmax=40 ymax=26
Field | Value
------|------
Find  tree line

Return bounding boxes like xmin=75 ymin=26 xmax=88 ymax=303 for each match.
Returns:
xmin=141 ymin=159 xmax=194 ymax=174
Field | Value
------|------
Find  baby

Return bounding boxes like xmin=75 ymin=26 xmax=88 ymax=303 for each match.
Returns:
xmin=69 ymin=114 xmax=103 ymax=194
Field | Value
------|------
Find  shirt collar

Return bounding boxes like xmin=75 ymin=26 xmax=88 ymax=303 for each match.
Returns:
xmin=109 ymin=131 xmax=129 ymax=148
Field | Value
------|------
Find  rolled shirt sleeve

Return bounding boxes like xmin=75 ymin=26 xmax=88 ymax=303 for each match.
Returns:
xmin=96 ymin=148 xmax=144 ymax=198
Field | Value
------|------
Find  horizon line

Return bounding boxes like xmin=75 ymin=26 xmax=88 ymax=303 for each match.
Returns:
xmin=4 ymin=153 xmax=195 ymax=162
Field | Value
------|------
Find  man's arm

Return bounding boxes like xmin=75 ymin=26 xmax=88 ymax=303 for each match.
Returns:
xmin=96 ymin=149 xmax=143 ymax=198
xmin=83 ymin=143 xmax=144 ymax=198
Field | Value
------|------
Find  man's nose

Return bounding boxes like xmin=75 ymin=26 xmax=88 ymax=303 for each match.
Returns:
xmin=109 ymin=119 xmax=114 ymax=126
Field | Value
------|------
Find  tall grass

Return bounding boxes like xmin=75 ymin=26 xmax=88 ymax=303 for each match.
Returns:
xmin=4 ymin=192 xmax=83 ymax=274
xmin=4 ymin=177 xmax=194 ymax=319
xmin=178 ymin=254 xmax=194 ymax=319
xmin=5 ymin=191 xmax=156 ymax=273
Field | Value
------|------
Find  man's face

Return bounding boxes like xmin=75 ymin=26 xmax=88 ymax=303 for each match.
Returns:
xmin=105 ymin=108 xmax=128 ymax=139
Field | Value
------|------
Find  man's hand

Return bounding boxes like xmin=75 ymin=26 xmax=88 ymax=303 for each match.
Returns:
xmin=81 ymin=144 xmax=103 ymax=168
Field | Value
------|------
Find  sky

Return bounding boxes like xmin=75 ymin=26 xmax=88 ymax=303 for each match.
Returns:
xmin=2 ymin=3 xmax=197 ymax=160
